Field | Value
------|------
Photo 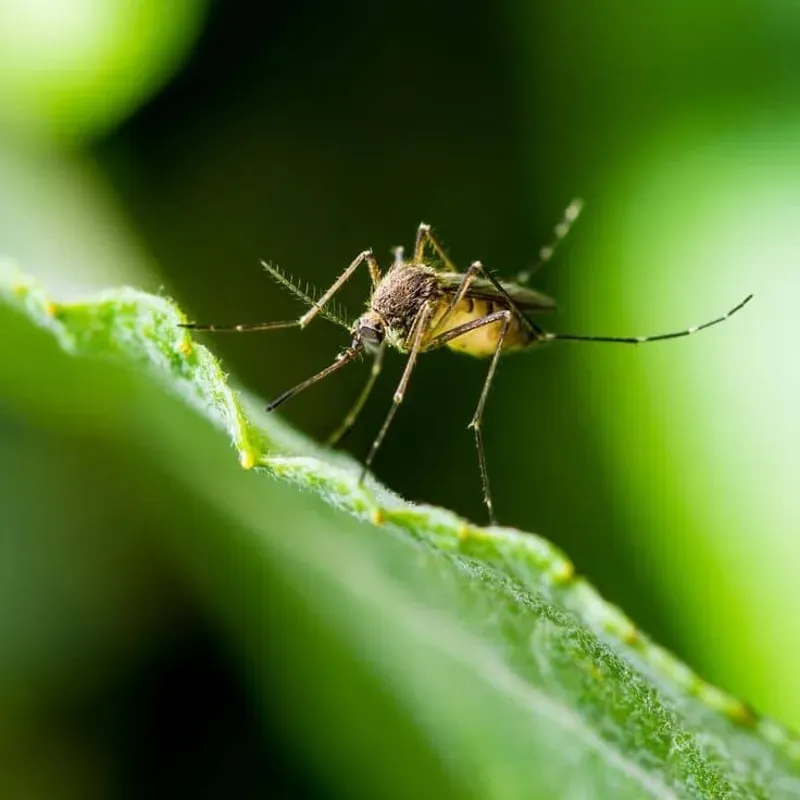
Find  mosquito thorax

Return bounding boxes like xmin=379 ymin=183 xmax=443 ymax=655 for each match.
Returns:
xmin=369 ymin=263 xmax=439 ymax=345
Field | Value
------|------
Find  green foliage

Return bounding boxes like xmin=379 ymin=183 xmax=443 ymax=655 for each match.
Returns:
xmin=0 ymin=0 xmax=208 ymax=143
xmin=1 ymin=261 xmax=798 ymax=799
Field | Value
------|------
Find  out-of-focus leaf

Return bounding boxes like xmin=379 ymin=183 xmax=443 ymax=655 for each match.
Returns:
xmin=0 ymin=0 xmax=208 ymax=143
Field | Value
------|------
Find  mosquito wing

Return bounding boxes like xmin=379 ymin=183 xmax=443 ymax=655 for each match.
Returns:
xmin=439 ymin=274 xmax=557 ymax=312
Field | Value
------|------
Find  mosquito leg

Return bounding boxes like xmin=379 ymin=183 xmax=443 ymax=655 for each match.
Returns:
xmin=327 ymin=338 xmax=387 ymax=448
xmin=432 ymin=255 xmax=542 ymax=340
xmin=179 ymin=320 xmax=300 ymax=333
xmin=299 ymin=249 xmax=382 ymax=328
xmin=468 ymin=311 xmax=512 ymax=524
xmin=516 ymin=197 xmax=583 ymax=284
xmin=420 ymin=310 xmax=516 ymax=523
xmin=192 ymin=251 xmax=381 ymax=334
xmin=431 ymin=259 xmax=486 ymax=333
xmin=423 ymin=309 xmax=517 ymax=351
xmin=446 ymin=259 xmax=545 ymax=340
xmin=543 ymin=294 xmax=754 ymax=345
xmin=392 ymin=246 xmax=405 ymax=268
xmin=413 ymin=223 xmax=459 ymax=271
xmin=359 ymin=303 xmax=433 ymax=483
xmin=412 ymin=226 xmax=543 ymax=339
xmin=421 ymin=309 xmax=516 ymax=524
xmin=266 ymin=345 xmax=363 ymax=412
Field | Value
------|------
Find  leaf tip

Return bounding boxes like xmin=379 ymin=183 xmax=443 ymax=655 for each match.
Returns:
xmin=239 ymin=449 xmax=257 ymax=470
xmin=601 ymin=606 xmax=640 ymax=646
xmin=549 ymin=559 xmax=576 ymax=585
xmin=620 ymin=623 xmax=641 ymax=647
xmin=727 ymin=700 xmax=758 ymax=728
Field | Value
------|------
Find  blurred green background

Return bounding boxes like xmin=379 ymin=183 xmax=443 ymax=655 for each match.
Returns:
xmin=1 ymin=0 xmax=798 ymax=796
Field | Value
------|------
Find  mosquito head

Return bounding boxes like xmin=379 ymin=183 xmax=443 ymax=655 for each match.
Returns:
xmin=351 ymin=311 xmax=385 ymax=353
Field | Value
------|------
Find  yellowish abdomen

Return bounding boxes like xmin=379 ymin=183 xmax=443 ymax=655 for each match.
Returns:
xmin=427 ymin=298 xmax=531 ymax=358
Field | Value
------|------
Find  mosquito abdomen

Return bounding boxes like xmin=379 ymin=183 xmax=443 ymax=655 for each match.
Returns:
xmin=430 ymin=298 xmax=533 ymax=357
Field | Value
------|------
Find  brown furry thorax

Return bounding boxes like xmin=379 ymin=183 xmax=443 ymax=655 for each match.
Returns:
xmin=351 ymin=263 xmax=442 ymax=352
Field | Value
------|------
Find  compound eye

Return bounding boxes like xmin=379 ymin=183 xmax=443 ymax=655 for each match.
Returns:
xmin=354 ymin=324 xmax=384 ymax=353
xmin=361 ymin=325 xmax=383 ymax=344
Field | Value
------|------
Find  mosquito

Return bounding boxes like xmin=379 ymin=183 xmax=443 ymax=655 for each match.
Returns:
xmin=180 ymin=200 xmax=752 ymax=524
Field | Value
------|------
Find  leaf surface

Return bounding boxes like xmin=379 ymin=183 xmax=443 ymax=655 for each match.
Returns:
xmin=1 ymin=262 xmax=798 ymax=800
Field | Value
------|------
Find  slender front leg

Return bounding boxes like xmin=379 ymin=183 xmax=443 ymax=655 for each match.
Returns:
xmin=299 ymin=249 xmax=382 ymax=328
xmin=327 ymin=337 xmax=387 ymax=447
xmin=413 ymin=223 xmax=459 ymax=271
xmin=359 ymin=302 xmax=434 ymax=483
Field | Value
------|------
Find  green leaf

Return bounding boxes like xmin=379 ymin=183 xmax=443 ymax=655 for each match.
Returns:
xmin=1 ymin=261 xmax=798 ymax=799
xmin=0 ymin=0 xmax=209 ymax=144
